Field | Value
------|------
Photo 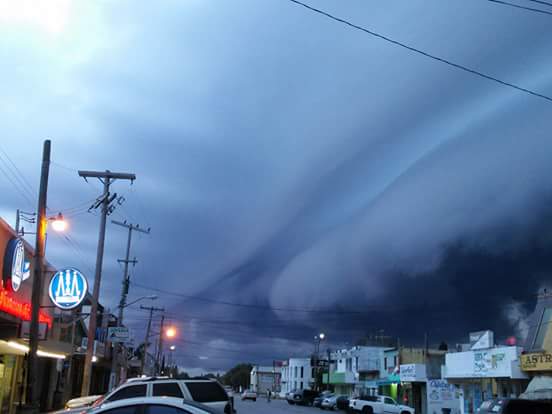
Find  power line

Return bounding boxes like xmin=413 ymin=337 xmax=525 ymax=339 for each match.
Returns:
xmin=284 ymin=0 xmax=552 ymax=103
xmin=525 ymin=0 xmax=552 ymax=7
xmin=487 ymin=0 xmax=552 ymax=15
xmin=0 ymin=144 xmax=36 ymax=197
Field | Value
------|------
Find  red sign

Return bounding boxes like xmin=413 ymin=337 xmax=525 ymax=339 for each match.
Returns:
xmin=0 ymin=290 xmax=52 ymax=328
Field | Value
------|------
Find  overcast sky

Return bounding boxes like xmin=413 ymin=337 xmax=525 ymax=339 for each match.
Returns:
xmin=1 ymin=0 xmax=552 ymax=375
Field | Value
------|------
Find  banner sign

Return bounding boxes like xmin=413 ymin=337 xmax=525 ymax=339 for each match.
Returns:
xmin=48 ymin=268 xmax=88 ymax=310
xmin=2 ymin=238 xmax=30 ymax=292
xmin=108 ymin=327 xmax=130 ymax=342
xmin=521 ymin=352 xmax=552 ymax=371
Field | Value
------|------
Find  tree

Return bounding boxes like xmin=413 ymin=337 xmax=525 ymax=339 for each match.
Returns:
xmin=221 ymin=363 xmax=253 ymax=390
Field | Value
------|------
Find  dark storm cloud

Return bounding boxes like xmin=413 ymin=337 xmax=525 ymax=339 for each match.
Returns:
xmin=1 ymin=0 xmax=552 ymax=371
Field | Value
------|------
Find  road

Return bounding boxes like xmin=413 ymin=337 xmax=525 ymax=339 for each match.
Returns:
xmin=234 ymin=398 xmax=347 ymax=414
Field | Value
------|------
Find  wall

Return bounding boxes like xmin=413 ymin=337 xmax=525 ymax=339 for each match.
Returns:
xmin=281 ymin=358 xmax=313 ymax=393
xmin=444 ymin=346 xmax=526 ymax=379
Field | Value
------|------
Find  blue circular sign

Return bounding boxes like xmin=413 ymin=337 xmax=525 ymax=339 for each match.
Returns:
xmin=48 ymin=268 xmax=88 ymax=310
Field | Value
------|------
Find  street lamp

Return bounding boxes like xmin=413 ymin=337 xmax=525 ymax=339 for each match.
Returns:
xmin=169 ymin=345 xmax=176 ymax=351
xmin=49 ymin=212 xmax=66 ymax=232
xmin=314 ymin=333 xmax=326 ymax=391
xmin=165 ymin=326 xmax=177 ymax=339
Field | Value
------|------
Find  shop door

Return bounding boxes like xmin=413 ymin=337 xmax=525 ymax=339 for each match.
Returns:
xmin=0 ymin=355 xmax=16 ymax=414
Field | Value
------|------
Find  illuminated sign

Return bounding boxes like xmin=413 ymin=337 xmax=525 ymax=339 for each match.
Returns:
xmin=0 ymin=290 xmax=52 ymax=327
xmin=48 ymin=268 xmax=88 ymax=310
xmin=2 ymin=238 xmax=30 ymax=292
xmin=521 ymin=353 xmax=552 ymax=371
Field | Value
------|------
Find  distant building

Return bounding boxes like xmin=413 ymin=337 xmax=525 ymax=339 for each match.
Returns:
xmin=324 ymin=346 xmax=390 ymax=397
xmin=280 ymin=358 xmax=315 ymax=394
xmin=250 ymin=365 xmax=281 ymax=393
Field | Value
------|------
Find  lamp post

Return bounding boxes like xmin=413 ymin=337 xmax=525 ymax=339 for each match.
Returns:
xmin=313 ymin=333 xmax=325 ymax=391
xmin=169 ymin=345 xmax=176 ymax=377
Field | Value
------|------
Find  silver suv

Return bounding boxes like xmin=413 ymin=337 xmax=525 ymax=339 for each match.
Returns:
xmin=97 ymin=377 xmax=234 ymax=414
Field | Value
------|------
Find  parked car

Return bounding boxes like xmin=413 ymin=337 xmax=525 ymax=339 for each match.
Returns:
xmin=241 ymin=390 xmax=257 ymax=401
xmin=321 ymin=395 xmax=348 ymax=410
xmin=349 ymin=395 xmax=414 ymax=414
xmin=314 ymin=391 xmax=334 ymax=408
xmin=336 ymin=395 xmax=350 ymax=410
xmin=96 ymin=377 xmax=233 ymax=414
xmin=477 ymin=398 xmax=552 ymax=413
xmin=89 ymin=396 xmax=217 ymax=414
xmin=286 ymin=389 xmax=319 ymax=405
xmin=65 ymin=395 xmax=103 ymax=409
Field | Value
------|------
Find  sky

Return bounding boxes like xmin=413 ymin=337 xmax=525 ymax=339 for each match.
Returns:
xmin=1 ymin=0 xmax=552 ymax=375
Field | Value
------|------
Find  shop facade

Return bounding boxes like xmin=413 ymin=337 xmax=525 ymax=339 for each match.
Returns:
xmin=444 ymin=344 xmax=527 ymax=413
xmin=0 ymin=218 xmax=72 ymax=413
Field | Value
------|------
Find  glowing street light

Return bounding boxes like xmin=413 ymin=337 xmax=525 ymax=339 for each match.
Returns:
xmin=166 ymin=327 xmax=177 ymax=338
xmin=169 ymin=345 xmax=176 ymax=351
xmin=50 ymin=212 xmax=66 ymax=232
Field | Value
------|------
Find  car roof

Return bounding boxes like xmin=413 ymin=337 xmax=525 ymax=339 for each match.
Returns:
xmin=94 ymin=397 xmax=217 ymax=414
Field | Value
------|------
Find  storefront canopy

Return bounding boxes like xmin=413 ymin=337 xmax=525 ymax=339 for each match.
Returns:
xmin=520 ymin=376 xmax=552 ymax=400
xmin=377 ymin=373 xmax=401 ymax=385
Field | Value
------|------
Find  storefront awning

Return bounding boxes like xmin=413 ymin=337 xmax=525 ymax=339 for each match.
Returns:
xmin=520 ymin=375 xmax=552 ymax=400
xmin=377 ymin=373 xmax=401 ymax=385
xmin=0 ymin=339 xmax=68 ymax=359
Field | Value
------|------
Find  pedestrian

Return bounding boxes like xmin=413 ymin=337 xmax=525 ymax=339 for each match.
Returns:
xmin=267 ymin=389 xmax=271 ymax=403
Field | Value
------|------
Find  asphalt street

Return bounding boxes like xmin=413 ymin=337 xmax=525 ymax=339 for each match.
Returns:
xmin=234 ymin=398 xmax=347 ymax=414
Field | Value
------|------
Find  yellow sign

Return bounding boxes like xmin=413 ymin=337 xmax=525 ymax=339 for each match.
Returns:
xmin=521 ymin=353 xmax=552 ymax=371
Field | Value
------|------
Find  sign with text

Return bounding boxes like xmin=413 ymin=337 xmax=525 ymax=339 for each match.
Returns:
xmin=19 ymin=321 xmax=48 ymax=340
xmin=427 ymin=380 xmax=462 ymax=414
xmin=520 ymin=352 xmax=552 ymax=371
xmin=400 ymin=364 xmax=427 ymax=382
xmin=108 ymin=327 xmax=130 ymax=342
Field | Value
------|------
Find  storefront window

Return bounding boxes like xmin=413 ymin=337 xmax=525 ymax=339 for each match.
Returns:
xmin=0 ymin=355 xmax=16 ymax=414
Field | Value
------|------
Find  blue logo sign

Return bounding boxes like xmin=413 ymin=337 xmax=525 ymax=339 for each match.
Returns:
xmin=48 ymin=268 xmax=88 ymax=310
xmin=2 ymin=238 xmax=30 ymax=292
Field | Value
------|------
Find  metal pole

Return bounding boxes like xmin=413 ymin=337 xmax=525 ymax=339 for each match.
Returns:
xmin=15 ymin=209 xmax=20 ymax=235
xmin=26 ymin=140 xmax=50 ymax=412
xmin=81 ymin=176 xmax=110 ymax=396
xmin=326 ymin=349 xmax=331 ymax=391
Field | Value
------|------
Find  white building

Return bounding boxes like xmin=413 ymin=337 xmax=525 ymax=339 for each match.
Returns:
xmin=443 ymin=331 xmax=528 ymax=413
xmin=280 ymin=358 xmax=315 ymax=394
xmin=250 ymin=365 xmax=282 ymax=393
xmin=330 ymin=346 xmax=390 ymax=396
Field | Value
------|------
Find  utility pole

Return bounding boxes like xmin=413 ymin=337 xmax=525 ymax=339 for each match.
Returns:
xmin=78 ymin=170 xmax=135 ymax=396
xmin=140 ymin=305 xmax=164 ymax=375
xmin=156 ymin=314 xmax=165 ymax=375
xmin=326 ymin=348 xmax=331 ymax=391
xmin=25 ymin=140 xmax=50 ymax=413
xmin=109 ymin=220 xmax=150 ymax=390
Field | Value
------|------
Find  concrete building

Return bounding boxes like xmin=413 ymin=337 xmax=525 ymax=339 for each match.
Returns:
xmin=280 ymin=358 xmax=315 ymax=394
xmin=443 ymin=331 xmax=528 ymax=413
xmin=250 ymin=365 xmax=281 ymax=393
xmin=519 ymin=289 xmax=552 ymax=399
xmin=324 ymin=346 xmax=389 ymax=397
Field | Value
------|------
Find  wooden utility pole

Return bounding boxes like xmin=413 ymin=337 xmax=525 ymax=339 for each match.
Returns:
xmin=108 ymin=220 xmax=150 ymax=390
xmin=26 ymin=140 xmax=51 ymax=412
xmin=156 ymin=314 xmax=165 ymax=375
xmin=140 ymin=305 xmax=164 ymax=375
xmin=78 ymin=170 xmax=135 ymax=396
